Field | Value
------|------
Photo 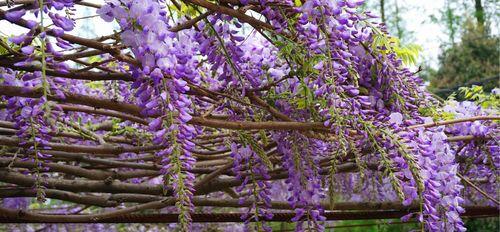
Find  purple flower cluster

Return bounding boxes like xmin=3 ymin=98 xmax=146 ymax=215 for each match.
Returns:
xmin=442 ymin=101 xmax=499 ymax=205
xmin=403 ymin=127 xmax=466 ymax=231
xmin=97 ymin=0 xmax=200 ymax=229
xmin=194 ymin=14 xmax=247 ymax=89
xmin=2 ymin=197 xmax=29 ymax=209
xmin=274 ymin=132 xmax=325 ymax=231
xmin=1 ymin=0 xmax=77 ymax=202
xmin=6 ymin=0 xmax=76 ymax=58
xmin=230 ymin=142 xmax=273 ymax=231
xmin=0 ymin=0 xmax=497 ymax=231
xmin=1 ymin=70 xmax=62 ymax=202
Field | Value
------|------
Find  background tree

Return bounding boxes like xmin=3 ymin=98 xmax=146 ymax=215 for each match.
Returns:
xmin=474 ymin=0 xmax=486 ymax=30
xmin=364 ymin=0 xmax=414 ymax=43
xmin=428 ymin=0 xmax=499 ymax=98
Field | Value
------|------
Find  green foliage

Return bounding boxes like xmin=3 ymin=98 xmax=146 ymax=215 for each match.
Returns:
xmin=275 ymin=39 xmax=325 ymax=111
xmin=464 ymin=217 xmax=499 ymax=232
xmin=371 ymin=32 xmax=422 ymax=66
xmin=87 ymin=55 xmax=102 ymax=64
xmin=295 ymin=81 xmax=314 ymax=109
xmin=428 ymin=20 xmax=499 ymax=97
xmin=328 ymin=220 xmax=418 ymax=232
xmin=456 ymin=85 xmax=500 ymax=109
xmin=178 ymin=2 xmax=199 ymax=16
xmin=266 ymin=217 xmax=499 ymax=231
xmin=85 ymin=81 xmax=105 ymax=90
xmin=106 ymin=118 xmax=151 ymax=142
xmin=0 ymin=37 xmax=10 ymax=55
xmin=420 ymin=85 xmax=498 ymax=124
xmin=0 ymin=35 xmax=21 ymax=55
xmin=267 ymin=220 xmax=418 ymax=231
xmin=418 ymin=105 xmax=456 ymax=121
xmin=275 ymin=39 xmax=324 ymax=77
xmin=166 ymin=1 xmax=195 ymax=16
xmin=393 ymin=43 xmax=422 ymax=66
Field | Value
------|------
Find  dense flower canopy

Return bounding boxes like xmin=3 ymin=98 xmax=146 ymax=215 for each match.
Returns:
xmin=0 ymin=0 xmax=498 ymax=231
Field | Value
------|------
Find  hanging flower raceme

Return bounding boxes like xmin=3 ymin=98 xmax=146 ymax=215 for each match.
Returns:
xmin=230 ymin=141 xmax=273 ymax=232
xmin=0 ymin=70 xmax=61 ymax=202
xmin=384 ymin=112 xmax=465 ymax=231
xmin=97 ymin=0 xmax=201 ymax=229
xmin=0 ymin=0 xmax=84 ymax=201
xmin=274 ymin=132 xmax=326 ymax=231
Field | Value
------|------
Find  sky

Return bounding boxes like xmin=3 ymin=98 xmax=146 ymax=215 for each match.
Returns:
xmin=0 ymin=0 xmax=495 ymax=69
xmin=397 ymin=0 xmax=448 ymax=68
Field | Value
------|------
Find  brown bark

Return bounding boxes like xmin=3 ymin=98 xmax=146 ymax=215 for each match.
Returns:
xmin=0 ymin=206 xmax=496 ymax=223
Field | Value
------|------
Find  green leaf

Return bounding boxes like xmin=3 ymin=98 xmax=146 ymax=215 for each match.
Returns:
xmin=87 ymin=55 xmax=102 ymax=64
xmin=85 ymin=81 xmax=105 ymax=90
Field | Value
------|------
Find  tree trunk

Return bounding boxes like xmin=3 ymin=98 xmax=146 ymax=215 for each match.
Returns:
xmin=380 ymin=0 xmax=386 ymax=24
xmin=474 ymin=0 xmax=485 ymax=29
xmin=395 ymin=1 xmax=403 ymax=39
xmin=445 ymin=0 xmax=456 ymax=44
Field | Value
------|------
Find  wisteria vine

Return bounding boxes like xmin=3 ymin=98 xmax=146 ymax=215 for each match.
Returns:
xmin=0 ymin=0 xmax=498 ymax=231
